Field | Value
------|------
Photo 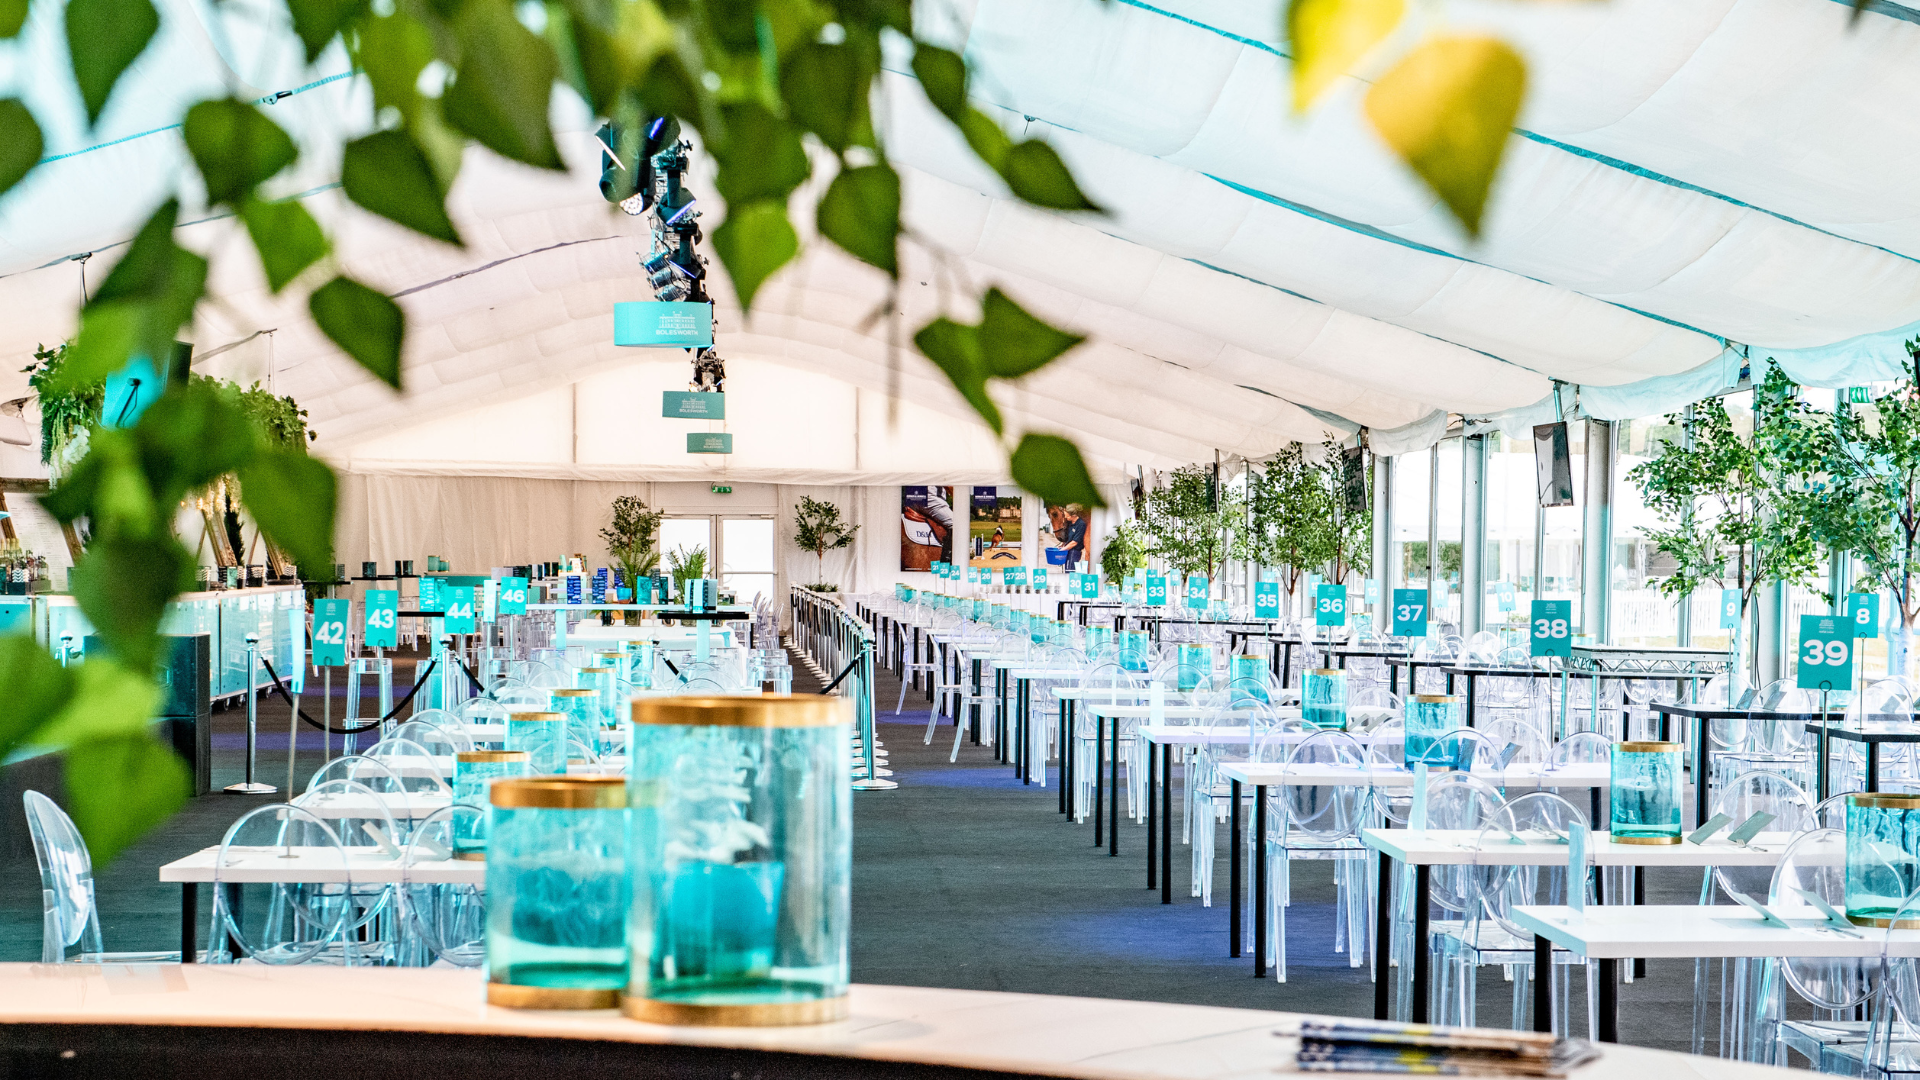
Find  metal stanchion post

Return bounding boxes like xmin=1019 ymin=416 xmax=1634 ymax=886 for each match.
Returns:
xmin=226 ymin=635 xmax=275 ymax=793
xmin=852 ymin=636 xmax=897 ymax=791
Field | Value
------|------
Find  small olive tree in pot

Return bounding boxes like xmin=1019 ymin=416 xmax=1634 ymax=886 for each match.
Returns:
xmin=601 ymin=495 xmax=662 ymax=623
xmin=794 ymin=496 xmax=858 ymax=592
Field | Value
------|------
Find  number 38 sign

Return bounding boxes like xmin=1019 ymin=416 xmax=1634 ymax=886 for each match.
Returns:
xmin=1530 ymin=599 xmax=1571 ymax=657
xmin=1796 ymin=614 xmax=1855 ymax=691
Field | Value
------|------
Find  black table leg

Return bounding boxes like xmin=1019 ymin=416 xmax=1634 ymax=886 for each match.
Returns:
xmin=1017 ymin=679 xmax=1028 ymax=783
xmin=1597 ymin=957 xmax=1619 ymax=1042
xmin=1533 ymin=934 xmax=1551 ymax=1033
xmin=1374 ymin=853 xmax=1392 ymax=1020
xmin=1110 ymin=716 xmax=1121 ymax=856
xmin=1869 ymin=742 xmax=1881 ymax=793
xmin=1282 ymin=642 xmax=1294 ymax=688
xmin=1059 ymin=701 xmax=1069 ymax=814
xmin=1465 ymin=674 xmax=1477 ymax=728
xmin=1633 ymin=867 xmax=1646 ymax=979
xmin=1095 ymin=715 xmax=1105 ymax=848
xmin=1162 ymin=745 xmax=1173 ymax=904
xmin=1695 ymin=715 xmax=1709 ymax=829
xmin=1390 ymin=661 xmax=1399 ymax=697
xmin=1411 ymin=864 xmax=1431 ymax=1023
xmin=1254 ymin=785 xmax=1268 ymax=978
xmin=180 ymin=882 xmax=198 ymax=961
xmin=971 ymin=659 xmax=983 ymax=744
xmin=1230 ymin=779 xmax=1243 ymax=958
xmin=1147 ymin=742 xmax=1157 ymax=889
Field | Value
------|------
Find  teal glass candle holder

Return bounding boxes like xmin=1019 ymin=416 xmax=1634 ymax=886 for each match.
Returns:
xmin=1229 ymin=654 xmax=1269 ymax=706
xmin=1303 ymin=668 xmax=1349 ymax=730
xmin=1085 ymin=626 xmax=1113 ymax=656
xmin=452 ymin=750 xmax=528 ymax=858
xmin=1404 ymin=695 xmax=1462 ymax=768
xmin=550 ymin=688 xmax=601 ymax=757
xmin=508 ymin=711 xmax=568 ymax=775
xmin=1846 ymin=793 xmax=1920 ymax=927
xmin=625 ymin=695 xmax=852 ymax=1025
xmin=1609 ymin=741 xmax=1683 ymax=845
xmin=1030 ymin=617 xmax=1051 ymax=645
xmin=1118 ymin=630 xmax=1149 ymax=672
xmin=485 ymin=776 xmax=630 ymax=1008
xmin=1177 ymin=644 xmax=1211 ymax=691
xmin=629 ymin=640 xmax=656 ymax=690
xmin=580 ymin=665 xmax=620 ymax=726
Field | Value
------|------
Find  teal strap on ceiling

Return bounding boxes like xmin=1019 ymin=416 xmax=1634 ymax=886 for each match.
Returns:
xmin=35 ymin=70 xmax=355 ymax=167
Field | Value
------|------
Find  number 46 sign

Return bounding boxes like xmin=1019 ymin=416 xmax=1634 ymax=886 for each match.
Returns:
xmin=1797 ymin=614 xmax=1854 ymax=692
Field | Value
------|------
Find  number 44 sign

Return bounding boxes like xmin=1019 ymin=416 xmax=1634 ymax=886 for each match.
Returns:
xmin=312 ymin=599 xmax=350 ymax=666
xmin=1530 ymin=599 xmax=1571 ymax=657
xmin=1797 ymin=614 xmax=1855 ymax=692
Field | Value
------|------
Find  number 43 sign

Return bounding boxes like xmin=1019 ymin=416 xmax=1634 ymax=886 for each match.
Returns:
xmin=1797 ymin=614 xmax=1855 ymax=692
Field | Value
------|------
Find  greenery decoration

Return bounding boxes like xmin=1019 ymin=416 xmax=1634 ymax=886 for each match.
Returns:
xmin=793 ymin=495 xmax=858 ymax=592
xmin=1247 ymin=443 xmax=1328 ymax=603
xmin=1099 ymin=520 xmax=1151 ymax=585
xmin=599 ymin=495 xmax=663 ymax=586
xmin=22 ymin=342 xmax=102 ymax=478
xmin=1141 ymin=465 xmax=1248 ymax=586
xmin=668 ymin=544 xmax=708 ymax=593
xmin=1320 ymin=440 xmax=1372 ymax=584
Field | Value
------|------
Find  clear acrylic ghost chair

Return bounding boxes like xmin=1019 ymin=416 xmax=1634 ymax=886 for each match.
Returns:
xmin=894 ymin=605 xmax=940 ymax=714
xmin=294 ymin=777 xmax=404 ymax=963
xmin=1193 ymin=704 xmax=1305 ymax=909
xmin=1362 ymin=718 xmax=1411 ymax=826
xmin=1480 ymin=717 xmax=1548 ymax=771
xmin=456 ymin=697 xmax=511 ymax=747
xmin=1431 ymin=791 xmax=1594 ymax=1035
xmin=1764 ymin=828 xmax=1876 ymax=1067
xmin=401 ymin=804 xmax=486 ymax=968
xmin=493 ymin=686 xmax=549 ymax=709
xmin=394 ymin=718 xmax=472 ymax=758
xmin=1072 ymin=662 xmax=1144 ymax=821
xmin=1388 ymin=771 xmax=1508 ymax=1021
xmin=1696 ymin=769 xmax=1816 ymax=1060
xmin=1826 ymin=884 xmax=1920 ymax=1078
xmin=23 ymin=791 xmax=181 ymax=963
xmin=1346 ymin=688 xmax=1402 ymax=734
xmin=364 ymin=737 xmax=453 ymax=795
xmin=1264 ymin=729 xmax=1372 ymax=982
xmin=1832 ymin=681 xmax=1918 ymax=793
xmin=204 ymin=803 xmax=353 ymax=965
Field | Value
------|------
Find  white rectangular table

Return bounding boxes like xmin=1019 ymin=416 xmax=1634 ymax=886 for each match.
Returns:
xmin=1511 ymin=904 xmax=1911 ymax=1042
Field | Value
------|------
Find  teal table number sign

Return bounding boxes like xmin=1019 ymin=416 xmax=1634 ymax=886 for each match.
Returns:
xmin=444 ymin=586 xmax=477 ymax=634
xmin=419 ymin=576 xmax=443 ymax=613
xmin=1530 ymin=599 xmax=1572 ymax=657
xmin=1848 ymin=593 xmax=1881 ymax=639
xmin=364 ymin=590 xmax=399 ymax=649
xmin=1145 ymin=574 xmax=1168 ymax=607
xmin=1315 ymin=582 xmax=1347 ymax=627
xmin=1003 ymin=566 xmax=1027 ymax=589
xmin=500 ymin=576 xmax=528 ymax=616
xmin=312 ymin=599 xmax=349 ymax=666
xmin=1796 ymin=614 xmax=1854 ymax=692
xmin=1496 ymin=581 xmax=1516 ymax=613
xmin=1254 ymin=581 xmax=1281 ymax=620
xmin=1720 ymin=589 xmax=1742 ymax=630
xmin=1364 ymin=578 xmax=1379 ymax=606
xmin=1392 ymin=589 xmax=1428 ymax=638
xmin=1185 ymin=574 xmax=1208 ymax=610
xmin=1031 ymin=567 xmax=1048 ymax=591
xmin=1078 ymin=573 xmax=1100 ymax=599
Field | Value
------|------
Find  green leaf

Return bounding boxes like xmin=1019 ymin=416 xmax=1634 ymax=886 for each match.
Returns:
xmin=978 ymin=288 xmax=1084 ymax=378
xmin=132 ymin=380 xmax=259 ymax=501
xmin=958 ymin=108 xmax=1010 ymax=172
xmin=61 ymin=200 xmax=208 ymax=388
xmin=64 ymin=731 xmax=189 ymax=866
xmin=67 ymin=535 xmax=194 ymax=672
xmin=287 ymin=0 xmax=367 ymax=63
xmin=1010 ymin=432 xmax=1105 ymax=508
xmin=1364 ymin=34 xmax=1525 ymax=238
xmin=1001 ymin=140 xmax=1100 ymax=212
xmin=912 ymin=318 xmax=1000 ymax=435
xmin=182 ymin=98 xmax=298 ymax=207
xmin=0 ymin=99 xmax=43 ymax=197
xmin=64 ymin=0 xmax=158 ymax=124
xmin=240 ymin=197 xmax=330 ymax=292
xmin=309 ymin=276 xmax=404 ymax=387
xmin=237 ymin=448 xmax=337 ymax=569
xmin=357 ymin=11 xmax=434 ymax=116
xmin=0 ymin=0 xmax=25 ymax=38
xmin=713 ymin=103 xmax=810 ymax=207
xmin=911 ymin=42 xmax=967 ymax=122
xmin=712 ymin=200 xmax=799 ymax=311
xmin=341 ymin=130 xmax=462 ymax=245
xmin=29 ymin=658 xmax=160 ymax=748
xmin=0 ymin=637 xmax=77 ymax=761
xmin=779 ymin=42 xmax=872 ymax=152
xmin=1286 ymin=0 xmax=1404 ymax=112
xmin=817 ymin=163 xmax=899 ymax=276
xmin=59 ymin=302 xmax=147 ymax=392
xmin=442 ymin=0 xmax=564 ymax=171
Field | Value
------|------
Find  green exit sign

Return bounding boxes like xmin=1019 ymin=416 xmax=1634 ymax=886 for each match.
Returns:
xmin=711 ymin=485 xmax=732 ymax=494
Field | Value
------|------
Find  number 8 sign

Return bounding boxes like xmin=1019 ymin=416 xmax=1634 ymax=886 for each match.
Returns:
xmin=1796 ymin=614 xmax=1854 ymax=691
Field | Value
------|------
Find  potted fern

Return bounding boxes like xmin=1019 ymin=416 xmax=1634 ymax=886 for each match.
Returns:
xmin=793 ymin=496 xmax=858 ymax=592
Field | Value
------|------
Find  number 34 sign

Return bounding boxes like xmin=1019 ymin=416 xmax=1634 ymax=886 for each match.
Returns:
xmin=1796 ymin=614 xmax=1855 ymax=691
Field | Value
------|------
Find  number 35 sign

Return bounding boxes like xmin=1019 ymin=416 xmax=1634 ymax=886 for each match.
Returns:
xmin=1796 ymin=614 xmax=1855 ymax=691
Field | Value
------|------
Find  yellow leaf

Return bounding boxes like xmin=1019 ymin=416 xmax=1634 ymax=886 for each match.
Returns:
xmin=1364 ymin=35 xmax=1526 ymax=238
xmin=1287 ymin=0 xmax=1405 ymax=112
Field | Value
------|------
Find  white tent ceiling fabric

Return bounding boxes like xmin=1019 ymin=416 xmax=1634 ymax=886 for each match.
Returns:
xmin=0 ymin=0 xmax=1916 ymax=473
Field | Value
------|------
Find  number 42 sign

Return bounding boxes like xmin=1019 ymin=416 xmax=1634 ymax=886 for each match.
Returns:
xmin=1797 ymin=614 xmax=1854 ymax=692
xmin=312 ymin=599 xmax=349 ymax=667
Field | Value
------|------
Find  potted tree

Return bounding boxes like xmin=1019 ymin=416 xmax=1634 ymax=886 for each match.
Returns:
xmin=1249 ymin=442 xmax=1334 ymax=617
xmin=1099 ymin=520 xmax=1151 ymax=585
xmin=600 ymin=495 xmax=662 ymax=624
xmin=1142 ymin=464 xmax=1248 ymax=598
xmin=793 ymin=495 xmax=858 ymax=592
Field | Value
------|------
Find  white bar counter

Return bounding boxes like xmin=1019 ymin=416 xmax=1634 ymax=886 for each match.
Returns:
xmin=0 ymin=966 xmax=1799 ymax=1079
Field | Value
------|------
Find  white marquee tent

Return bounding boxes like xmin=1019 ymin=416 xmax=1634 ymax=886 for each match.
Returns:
xmin=3 ymin=0 xmax=1920 ymax=588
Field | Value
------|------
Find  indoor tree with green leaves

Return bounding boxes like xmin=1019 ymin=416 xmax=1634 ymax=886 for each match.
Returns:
xmin=600 ymin=494 xmax=663 ymax=619
xmin=1626 ymin=364 xmax=1821 ymax=698
xmin=1319 ymin=439 xmax=1372 ymax=586
xmin=792 ymin=495 xmax=858 ymax=591
xmin=1099 ymin=520 xmax=1150 ymax=586
xmin=1142 ymin=465 xmax=1248 ymax=592
xmin=1247 ymin=443 xmax=1333 ymax=614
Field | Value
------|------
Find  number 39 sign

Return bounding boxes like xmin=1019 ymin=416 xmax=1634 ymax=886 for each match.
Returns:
xmin=1796 ymin=614 xmax=1855 ymax=691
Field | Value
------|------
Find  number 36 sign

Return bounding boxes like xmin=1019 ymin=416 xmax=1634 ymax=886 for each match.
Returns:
xmin=1796 ymin=614 xmax=1855 ymax=691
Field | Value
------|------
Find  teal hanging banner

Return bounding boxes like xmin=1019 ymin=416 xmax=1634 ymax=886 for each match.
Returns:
xmin=499 ymin=576 xmax=529 ymax=615
xmin=1796 ymin=614 xmax=1855 ymax=691
xmin=1185 ymin=574 xmax=1209 ymax=610
xmin=444 ymin=585 xmax=476 ymax=634
xmin=102 ymin=353 xmax=169 ymax=428
xmin=1530 ymin=599 xmax=1572 ymax=657
xmin=687 ymin=432 xmax=733 ymax=454
xmin=1392 ymin=588 xmax=1428 ymax=638
xmin=614 ymin=301 xmax=714 ymax=347
xmin=1315 ymin=582 xmax=1347 ymax=627
xmin=312 ymin=599 xmax=349 ymax=667
xmin=1254 ymin=581 xmax=1281 ymax=620
xmin=662 ymin=391 xmax=725 ymax=419
xmin=1847 ymin=593 xmax=1881 ymax=639
xmin=364 ymin=589 xmax=399 ymax=649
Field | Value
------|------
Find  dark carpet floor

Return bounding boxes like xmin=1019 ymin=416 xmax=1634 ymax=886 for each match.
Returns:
xmin=0 ymin=644 xmax=1799 ymax=1063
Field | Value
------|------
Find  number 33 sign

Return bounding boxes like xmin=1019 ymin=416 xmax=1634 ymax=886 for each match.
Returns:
xmin=1796 ymin=614 xmax=1854 ymax=691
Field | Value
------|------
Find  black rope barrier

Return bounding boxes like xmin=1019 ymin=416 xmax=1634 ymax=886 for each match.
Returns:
xmin=258 ymin=656 xmax=440 ymax=735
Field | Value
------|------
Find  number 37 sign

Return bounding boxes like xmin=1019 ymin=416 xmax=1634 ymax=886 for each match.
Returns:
xmin=1796 ymin=614 xmax=1855 ymax=691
